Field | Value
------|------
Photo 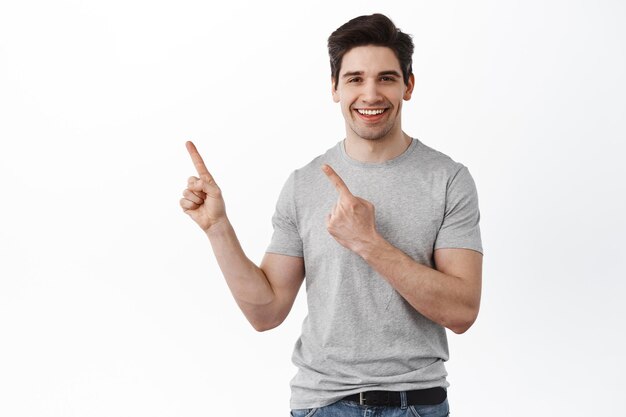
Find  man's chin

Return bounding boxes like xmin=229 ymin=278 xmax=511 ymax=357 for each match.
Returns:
xmin=351 ymin=127 xmax=393 ymax=141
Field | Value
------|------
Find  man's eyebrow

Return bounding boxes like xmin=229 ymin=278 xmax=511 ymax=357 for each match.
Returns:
xmin=341 ymin=70 xmax=402 ymax=78
xmin=341 ymin=71 xmax=364 ymax=78
xmin=378 ymin=70 xmax=402 ymax=77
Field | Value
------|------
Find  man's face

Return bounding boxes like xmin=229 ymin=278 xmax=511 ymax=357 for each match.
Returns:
xmin=332 ymin=45 xmax=414 ymax=141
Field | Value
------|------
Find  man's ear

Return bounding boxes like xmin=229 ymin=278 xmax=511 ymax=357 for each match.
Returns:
xmin=331 ymin=76 xmax=340 ymax=103
xmin=403 ymin=73 xmax=415 ymax=101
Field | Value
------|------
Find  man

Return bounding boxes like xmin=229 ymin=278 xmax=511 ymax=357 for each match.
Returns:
xmin=180 ymin=13 xmax=482 ymax=417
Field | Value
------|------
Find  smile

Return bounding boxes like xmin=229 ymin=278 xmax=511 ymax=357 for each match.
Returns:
xmin=356 ymin=108 xmax=387 ymax=116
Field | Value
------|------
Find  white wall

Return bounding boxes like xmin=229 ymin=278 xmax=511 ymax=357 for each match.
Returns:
xmin=1 ymin=1 xmax=624 ymax=416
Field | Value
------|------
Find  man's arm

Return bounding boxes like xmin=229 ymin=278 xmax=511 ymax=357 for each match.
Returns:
xmin=205 ymin=220 xmax=305 ymax=332
xmin=322 ymin=164 xmax=482 ymax=334
xmin=181 ymin=141 xmax=305 ymax=332
xmin=359 ymin=239 xmax=482 ymax=334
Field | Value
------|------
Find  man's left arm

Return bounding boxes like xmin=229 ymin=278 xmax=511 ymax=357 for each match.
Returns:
xmin=358 ymin=237 xmax=482 ymax=334
xmin=322 ymin=164 xmax=482 ymax=334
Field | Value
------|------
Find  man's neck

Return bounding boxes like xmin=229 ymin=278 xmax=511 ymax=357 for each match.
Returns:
xmin=344 ymin=131 xmax=412 ymax=163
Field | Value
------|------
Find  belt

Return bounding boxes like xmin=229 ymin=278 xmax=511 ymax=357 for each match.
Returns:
xmin=342 ymin=387 xmax=446 ymax=406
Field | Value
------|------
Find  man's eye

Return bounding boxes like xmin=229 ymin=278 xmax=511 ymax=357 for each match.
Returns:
xmin=380 ymin=76 xmax=395 ymax=82
xmin=348 ymin=77 xmax=362 ymax=83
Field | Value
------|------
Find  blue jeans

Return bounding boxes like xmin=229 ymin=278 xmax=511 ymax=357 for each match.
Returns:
xmin=290 ymin=396 xmax=449 ymax=417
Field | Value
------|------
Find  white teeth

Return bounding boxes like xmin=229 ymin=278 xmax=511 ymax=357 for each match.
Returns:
xmin=357 ymin=109 xmax=385 ymax=115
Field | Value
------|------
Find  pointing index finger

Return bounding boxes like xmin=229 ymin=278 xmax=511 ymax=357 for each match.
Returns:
xmin=322 ymin=164 xmax=352 ymax=197
xmin=186 ymin=141 xmax=213 ymax=181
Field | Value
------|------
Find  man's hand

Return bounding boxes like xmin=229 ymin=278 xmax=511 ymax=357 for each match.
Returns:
xmin=322 ymin=164 xmax=379 ymax=254
xmin=180 ymin=141 xmax=227 ymax=232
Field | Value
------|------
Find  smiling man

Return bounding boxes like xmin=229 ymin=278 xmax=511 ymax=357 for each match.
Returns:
xmin=181 ymin=13 xmax=482 ymax=417
xmin=334 ymin=47 xmax=410 ymax=144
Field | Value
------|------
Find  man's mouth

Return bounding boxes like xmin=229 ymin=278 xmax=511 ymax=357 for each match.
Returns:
xmin=354 ymin=108 xmax=389 ymax=121
xmin=356 ymin=108 xmax=386 ymax=115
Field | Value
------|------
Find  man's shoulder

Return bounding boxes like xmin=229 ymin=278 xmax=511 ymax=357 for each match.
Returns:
xmin=408 ymin=139 xmax=469 ymax=180
xmin=415 ymin=139 xmax=463 ymax=167
xmin=290 ymin=141 xmax=342 ymax=178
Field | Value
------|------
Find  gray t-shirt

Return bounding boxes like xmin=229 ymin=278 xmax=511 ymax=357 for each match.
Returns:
xmin=266 ymin=138 xmax=483 ymax=409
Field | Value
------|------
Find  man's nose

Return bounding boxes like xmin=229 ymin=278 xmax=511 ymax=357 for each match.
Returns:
xmin=360 ymin=80 xmax=383 ymax=103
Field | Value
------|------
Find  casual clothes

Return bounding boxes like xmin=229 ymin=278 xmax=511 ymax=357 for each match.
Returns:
xmin=267 ymin=138 xmax=483 ymax=410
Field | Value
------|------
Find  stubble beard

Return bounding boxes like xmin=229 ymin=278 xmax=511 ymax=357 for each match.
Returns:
xmin=350 ymin=123 xmax=394 ymax=141
xmin=348 ymin=107 xmax=399 ymax=141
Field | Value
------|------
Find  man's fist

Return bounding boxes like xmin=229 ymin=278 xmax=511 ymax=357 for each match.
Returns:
xmin=322 ymin=164 xmax=379 ymax=253
xmin=180 ymin=141 xmax=227 ymax=232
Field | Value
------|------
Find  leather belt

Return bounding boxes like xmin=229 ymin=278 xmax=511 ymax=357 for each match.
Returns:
xmin=342 ymin=387 xmax=446 ymax=406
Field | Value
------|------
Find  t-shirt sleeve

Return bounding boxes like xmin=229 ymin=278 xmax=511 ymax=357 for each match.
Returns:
xmin=266 ymin=171 xmax=304 ymax=257
xmin=434 ymin=165 xmax=483 ymax=254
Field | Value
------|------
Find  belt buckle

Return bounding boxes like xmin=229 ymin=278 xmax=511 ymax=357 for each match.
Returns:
xmin=358 ymin=391 xmax=392 ymax=406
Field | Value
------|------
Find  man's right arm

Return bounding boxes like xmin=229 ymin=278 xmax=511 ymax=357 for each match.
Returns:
xmin=205 ymin=219 xmax=305 ymax=331
xmin=180 ymin=141 xmax=304 ymax=331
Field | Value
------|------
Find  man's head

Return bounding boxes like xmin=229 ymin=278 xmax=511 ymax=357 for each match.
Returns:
xmin=328 ymin=14 xmax=414 ymax=91
xmin=328 ymin=14 xmax=415 ymax=142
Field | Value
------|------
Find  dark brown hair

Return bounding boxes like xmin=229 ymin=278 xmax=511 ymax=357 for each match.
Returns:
xmin=328 ymin=13 xmax=414 ymax=90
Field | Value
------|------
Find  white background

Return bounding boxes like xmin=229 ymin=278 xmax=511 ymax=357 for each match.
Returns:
xmin=1 ymin=1 xmax=625 ymax=416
